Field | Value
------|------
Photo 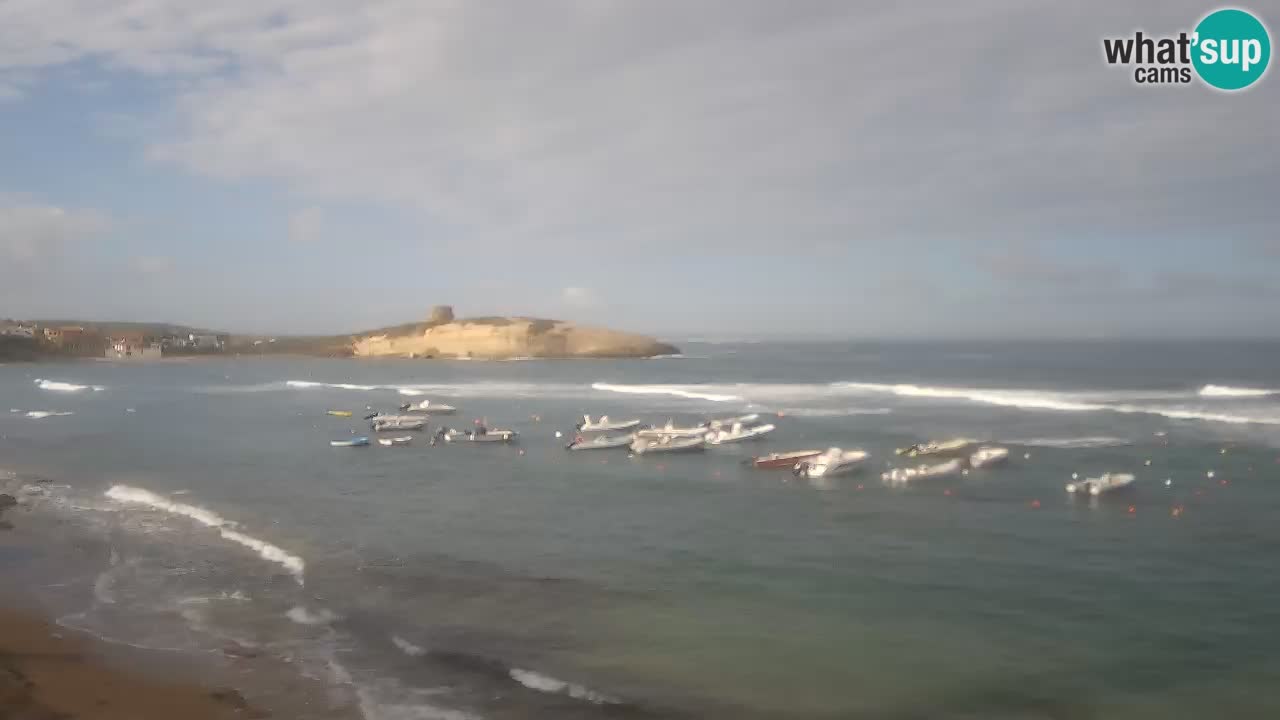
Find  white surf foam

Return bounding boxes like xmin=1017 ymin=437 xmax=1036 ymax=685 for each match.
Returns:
xmin=1198 ymin=384 xmax=1279 ymax=398
xmin=25 ymin=411 xmax=74 ymax=419
xmin=778 ymin=407 xmax=893 ymax=417
xmin=286 ymin=606 xmax=338 ymax=626
xmin=397 ymin=388 xmax=426 ymax=396
xmin=591 ymin=382 xmax=742 ymax=402
xmin=104 ymin=485 xmax=306 ymax=583
xmin=509 ymin=668 xmax=620 ymax=705
xmin=391 ymin=635 xmax=426 ymax=657
xmin=35 ymin=379 xmax=104 ymax=392
xmin=1004 ymin=436 xmax=1131 ymax=449
xmin=287 ymin=380 xmax=379 ymax=391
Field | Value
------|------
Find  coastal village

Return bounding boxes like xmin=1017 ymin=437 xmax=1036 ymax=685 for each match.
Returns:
xmin=0 ymin=319 xmax=228 ymax=360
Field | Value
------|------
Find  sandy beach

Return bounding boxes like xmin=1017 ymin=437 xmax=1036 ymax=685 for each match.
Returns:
xmin=0 ymin=606 xmax=260 ymax=720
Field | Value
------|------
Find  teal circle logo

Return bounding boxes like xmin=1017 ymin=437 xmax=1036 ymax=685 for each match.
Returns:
xmin=1193 ymin=8 xmax=1271 ymax=90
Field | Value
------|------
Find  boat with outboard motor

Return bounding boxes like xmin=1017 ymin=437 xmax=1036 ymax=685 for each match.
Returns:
xmin=635 ymin=420 xmax=709 ymax=439
xmin=793 ymin=448 xmax=868 ymax=478
xmin=751 ymin=449 xmax=823 ymax=469
xmin=882 ymin=458 xmax=964 ymax=483
xmin=371 ymin=415 xmax=427 ymax=431
xmin=399 ymin=399 xmax=458 ymax=414
xmin=705 ymin=422 xmax=776 ymax=445
xmin=1066 ymin=472 xmax=1135 ymax=496
xmin=566 ymin=433 xmax=635 ymax=451
xmin=630 ymin=436 xmax=706 ymax=454
xmin=576 ymin=415 xmax=642 ymax=433
xmin=895 ymin=438 xmax=974 ymax=457
xmin=377 ymin=436 xmax=414 ymax=446
xmin=330 ymin=436 xmax=370 ymax=448
xmin=968 ymin=446 xmax=1009 ymax=469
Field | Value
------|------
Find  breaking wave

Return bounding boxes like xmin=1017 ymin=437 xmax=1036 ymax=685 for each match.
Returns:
xmin=286 ymin=606 xmax=338 ymax=626
xmin=591 ymin=382 xmax=742 ymax=402
xmin=1198 ymin=384 xmax=1279 ymax=398
xmin=287 ymin=380 xmax=379 ymax=391
xmin=104 ymin=485 xmax=306 ymax=583
xmin=1003 ymin=436 xmax=1132 ymax=449
xmin=35 ymin=379 xmax=104 ymax=392
xmin=508 ymin=668 xmax=620 ymax=705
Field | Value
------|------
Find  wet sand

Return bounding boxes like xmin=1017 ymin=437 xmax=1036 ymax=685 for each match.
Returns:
xmin=0 ymin=607 xmax=260 ymax=720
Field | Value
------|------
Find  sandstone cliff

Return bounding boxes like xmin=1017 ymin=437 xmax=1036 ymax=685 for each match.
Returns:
xmin=351 ymin=316 xmax=677 ymax=359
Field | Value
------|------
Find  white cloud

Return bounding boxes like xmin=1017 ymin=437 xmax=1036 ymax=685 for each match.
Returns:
xmin=561 ymin=286 xmax=593 ymax=305
xmin=0 ymin=196 xmax=109 ymax=263
xmin=1 ymin=0 xmax=1274 ymax=260
xmin=287 ymin=206 xmax=323 ymax=243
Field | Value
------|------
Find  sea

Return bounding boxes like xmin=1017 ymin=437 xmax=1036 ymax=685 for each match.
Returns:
xmin=2 ymin=340 xmax=1279 ymax=720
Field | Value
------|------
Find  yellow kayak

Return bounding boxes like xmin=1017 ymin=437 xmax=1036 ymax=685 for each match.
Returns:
xmin=326 ymin=410 xmax=353 ymax=417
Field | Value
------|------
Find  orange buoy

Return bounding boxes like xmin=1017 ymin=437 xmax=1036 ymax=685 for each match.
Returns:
xmin=856 ymin=484 xmax=864 ymax=491
xmin=1127 ymin=505 xmax=1137 ymax=514
xmin=943 ymin=489 xmax=952 ymax=496
xmin=1030 ymin=499 xmax=1041 ymax=508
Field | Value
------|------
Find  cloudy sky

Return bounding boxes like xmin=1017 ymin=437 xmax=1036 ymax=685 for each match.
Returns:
xmin=1 ymin=1 xmax=1277 ymax=338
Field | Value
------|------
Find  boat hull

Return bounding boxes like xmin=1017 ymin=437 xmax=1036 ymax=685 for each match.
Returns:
xmin=752 ymin=450 xmax=822 ymax=469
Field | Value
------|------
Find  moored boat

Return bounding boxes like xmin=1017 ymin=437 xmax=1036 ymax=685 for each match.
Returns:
xmin=1066 ymin=472 xmax=1135 ymax=496
xmin=326 ymin=410 xmax=353 ymax=417
xmin=377 ymin=436 xmax=413 ymax=446
xmin=751 ymin=449 xmax=823 ymax=469
xmin=705 ymin=422 xmax=776 ymax=445
xmin=399 ymin=399 xmax=458 ymax=414
xmin=707 ymin=413 xmax=760 ymax=429
xmin=968 ymin=446 xmax=1009 ymax=469
xmin=895 ymin=438 xmax=974 ymax=457
xmin=629 ymin=436 xmax=706 ymax=454
xmin=882 ymin=458 xmax=964 ymax=483
xmin=576 ymin=415 xmax=642 ymax=433
xmin=372 ymin=415 xmax=427 ymax=431
xmin=635 ymin=421 xmax=708 ymax=439
xmin=566 ymin=433 xmax=635 ymax=451
xmin=794 ymin=448 xmax=868 ymax=478
xmin=465 ymin=429 xmax=518 ymax=443
xmin=330 ymin=436 xmax=370 ymax=448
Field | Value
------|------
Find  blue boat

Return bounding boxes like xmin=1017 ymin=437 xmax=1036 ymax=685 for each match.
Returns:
xmin=330 ymin=436 xmax=370 ymax=448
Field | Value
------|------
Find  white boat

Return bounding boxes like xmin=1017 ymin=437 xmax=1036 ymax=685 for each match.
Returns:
xmin=576 ymin=415 xmax=642 ymax=433
xmin=794 ymin=448 xmax=868 ymax=478
xmin=566 ymin=433 xmax=635 ymax=451
xmin=373 ymin=417 xmax=427 ymax=431
xmin=377 ymin=436 xmax=414 ymax=447
xmin=635 ymin=421 xmax=708 ymax=439
xmin=896 ymin=438 xmax=974 ymax=457
xmin=629 ymin=436 xmax=706 ymax=454
xmin=464 ymin=429 xmax=519 ymax=443
xmin=707 ymin=413 xmax=760 ymax=429
xmin=1066 ymin=472 xmax=1135 ymax=496
xmin=968 ymin=446 xmax=1009 ymax=469
xmin=705 ymin=422 xmax=776 ymax=445
xmin=882 ymin=458 xmax=964 ymax=484
xmin=330 ymin=436 xmax=370 ymax=448
xmin=399 ymin=400 xmax=458 ymax=414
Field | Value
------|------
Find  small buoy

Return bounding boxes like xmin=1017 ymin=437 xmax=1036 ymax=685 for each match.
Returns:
xmin=1219 ymin=478 xmax=1228 ymax=486
xmin=777 ymin=411 xmax=786 ymax=418
xmin=518 ymin=449 xmax=525 ymax=456
xmin=856 ymin=484 xmax=864 ymax=491
xmin=961 ymin=469 xmax=969 ymax=476
xmin=1127 ymin=505 xmax=1136 ymax=514
xmin=1206 ymin=470 xmax=1215 ymax=478
xmin=1071 ymin=472 xmax=1079 ymax=480
xmin=943 ymin=489 xmax=952 ymax=496
xmin=1171 ymin=505 xmax=1184 ymax=518
xmin=1219 ymin=448 xmax=1227 ymax=454
xmin=554 ymin=431 xmax=563 ymax=439
xmin=1023 ymin=452 xmax=1031 ymax=459
xmin=713 ymin=470 xmax=721 ymax=478
xmin=1144 ymin=459 xmax=1151 ymax=466
xmin=1030 ymin=499 xmax=1041 ymax=509
xmin=1164 ymin=478 xmax=1172 ymax=487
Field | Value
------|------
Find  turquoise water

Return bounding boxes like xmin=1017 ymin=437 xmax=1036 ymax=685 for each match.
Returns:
xmin=2 ymin=341 xmax=1279 ymax=718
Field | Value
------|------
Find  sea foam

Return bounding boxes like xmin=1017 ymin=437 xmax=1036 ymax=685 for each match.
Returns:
xmin=1198 ymin=384 xmax=1278 ymax=398
xmin=508 ymin=668 xmax=620 ymax=705
xmin=35 ymin=379 xmax=104 ymax=392
xmin=104 ymin=485 xmax=306 ymax=583
xmin=591 ymin=382 xmax=742 ymax=402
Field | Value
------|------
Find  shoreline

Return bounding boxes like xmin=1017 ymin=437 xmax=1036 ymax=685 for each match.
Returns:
xmin=0 ymin=493 xmax=359 ymax=720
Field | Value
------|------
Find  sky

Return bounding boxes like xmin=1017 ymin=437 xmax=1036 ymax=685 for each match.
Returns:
xmin=1 ymin=0 xmax=1278 ymax=339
